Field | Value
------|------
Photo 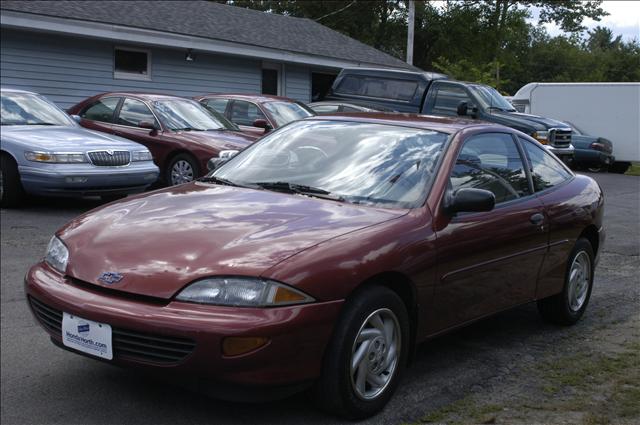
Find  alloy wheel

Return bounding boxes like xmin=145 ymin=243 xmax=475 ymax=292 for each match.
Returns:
xmin=568 ymin=251 xmax=591 ymax=312
xmin=350 ymin=308 xmax=401 ymax=400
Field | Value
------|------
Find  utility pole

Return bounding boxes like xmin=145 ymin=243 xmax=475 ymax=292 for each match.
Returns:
xmin=406 ymin=0 xmax=415 ymax=65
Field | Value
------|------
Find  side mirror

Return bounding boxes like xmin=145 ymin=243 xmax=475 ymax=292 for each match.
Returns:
xmin=252 ymin=119 xmax=272 ymax=131
xmin=70 ymin=114 xmax=82 ymax=123
xmin=445 ymin=188 xmax=495 ymax=215
xmin=206 ymin=150 xmax=239 ymax=171
xmin=457 ymin=101 xmax=478 ymax=119
xmin=138 ymin=121 xmax=158 ymax=131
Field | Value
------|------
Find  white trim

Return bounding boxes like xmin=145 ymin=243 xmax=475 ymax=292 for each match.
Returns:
xmin=1 ymin=11 xmax=408 ymax=70
xmin=114 ymin=46 xmax=152 ymax=81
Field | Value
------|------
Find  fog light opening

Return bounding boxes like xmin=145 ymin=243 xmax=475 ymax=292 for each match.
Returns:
xmin=222 ymin=336 xmax=269 ymax=357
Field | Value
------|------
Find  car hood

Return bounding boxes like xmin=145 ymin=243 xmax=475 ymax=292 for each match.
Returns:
xmin=173 ymin=129 xmax=255 ymax=151
xmin=58 ymin=183 xmax=405 ymax=299
xmin=1 ymin=125 xmax=144 ymax=150
xmin=486 ymin=111 xmax=569 ymax=132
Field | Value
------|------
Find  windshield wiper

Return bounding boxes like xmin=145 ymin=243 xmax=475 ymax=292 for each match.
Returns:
xmin=198 ymin=175 xmax=258 ymax=189
xmin=172 ymin=127 xmax=205 ymax=131
xmin=253 ymin=181 xmax=345 ymax=202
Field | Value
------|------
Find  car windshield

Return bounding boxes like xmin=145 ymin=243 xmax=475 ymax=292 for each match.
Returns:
xmin=470 ymin=85 xmax=516 ymax=112
xmin=212 ymin=120 xmax=448 ymax=209
xmin=262 ymin=101 xmax=315 ymax=127
xmin=1 ymin=92 xmax=74 ymax=126
xmin=152 ymin=99 xmax=229 ymax=131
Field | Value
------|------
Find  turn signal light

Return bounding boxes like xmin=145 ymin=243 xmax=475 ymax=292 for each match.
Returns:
xmin=273 ymin=286 xmax=308 ymax=303
xmin=222 ymin=336 xmax=269 ymax=356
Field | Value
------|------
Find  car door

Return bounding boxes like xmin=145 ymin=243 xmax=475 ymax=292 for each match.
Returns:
xmin=228 ymin=100 xmax=269 ymax=134
xmin=518 ymin=137 xmax=581 ymax=300
xmin=112 ymin=97 xmax=165 ymax=166
xmin=423 ymin=81 xmax=474 ymax=117
xmin=78 ymin=96 xmax=122 ymax=134
xmin=428 ymin=132 xmax=548 ymax=333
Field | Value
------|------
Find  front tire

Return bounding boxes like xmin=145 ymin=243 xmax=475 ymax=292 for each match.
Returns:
xmin=0 ymin=154 xmax=25 ymax=208
xmin=314 ymin=285 xmax=410 ymax=419
xmin=166 ymin=154 xmax=200 ymax=186
xmin=538 ymin=238 xmax=594 ymax=325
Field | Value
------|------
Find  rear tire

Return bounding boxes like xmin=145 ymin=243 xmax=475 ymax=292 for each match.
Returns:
xmin=0 ymin=154 xmax=25 ymax=208
xmin=314 ymin=285 xmax=409 ymax=419
xmin=538 ymin=238 xmax=594 ymax=325
xmin=609 ymin=161 xmax=630 ymax=174
xmin=166 ymin=154 xmax=200 ymax=186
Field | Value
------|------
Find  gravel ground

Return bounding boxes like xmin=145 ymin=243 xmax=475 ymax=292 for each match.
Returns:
xmin=1 ymin=172 xmax=638 ymax=425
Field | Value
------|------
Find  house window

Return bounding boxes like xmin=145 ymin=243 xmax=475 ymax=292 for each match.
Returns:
xmin=114 ymin=47 xmax=151 ymax=80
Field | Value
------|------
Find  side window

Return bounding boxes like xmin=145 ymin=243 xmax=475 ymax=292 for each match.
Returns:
xmin=450 ymin=133 xmax=531 ymax=204
xmin=80 ymin=97 xmax=120 ymax=123
xmin=203 ymin=98 xmax=229 ymax=115
xmin=229 ymin=101 xmax=266 ymax=126
xmin=313 ymin=104 xmax=340 ymax=114
xmin=520 ymin=138 xmax=572 ymax=191
xmin=432 ymin=84 xmax=471 ymax=116
xmin=335 ymin=75 xmax=417 ymax=101
xmin=116 ymin=98 xmax=157 ymax=128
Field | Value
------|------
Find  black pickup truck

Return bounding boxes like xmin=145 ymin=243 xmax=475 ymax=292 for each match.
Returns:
xmin=326 ymin=68 xmax=575 ymax=163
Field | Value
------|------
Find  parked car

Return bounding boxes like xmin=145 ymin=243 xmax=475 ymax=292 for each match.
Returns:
xmin=195 ymin=93 xmax=315 ymax=136
xmin=26 ymin=114 xmax=604 ymax=419
xmin=67 ymin=93 xmax=257 ymax=186
xmin=326 ymin=68 xmax=575 ymax=164
xmin=564 ymin=121 xmax=615 ymax=172
xmin=0 ymin=88 xmax=158 ymax=207
xmin=308 ymin=101 xmax=385 ymax=114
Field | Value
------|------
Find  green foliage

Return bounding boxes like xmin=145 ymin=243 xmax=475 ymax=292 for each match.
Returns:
xmin=218 ymin=0 xmax=640 ymax=94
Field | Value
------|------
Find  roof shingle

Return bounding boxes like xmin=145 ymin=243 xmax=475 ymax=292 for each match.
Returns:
xmin=1 ymin=0 xmax=414 ymax=69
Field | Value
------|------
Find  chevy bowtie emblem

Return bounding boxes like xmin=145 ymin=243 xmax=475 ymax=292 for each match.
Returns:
xmin=98 ymin=272 xmax=124 ymax=284
xmin=106 ymin=150 xmax=114 ymax=155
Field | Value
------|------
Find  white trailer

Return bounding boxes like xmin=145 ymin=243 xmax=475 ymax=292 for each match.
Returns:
xmin=512 ymin=82 xmax=640 ymax=172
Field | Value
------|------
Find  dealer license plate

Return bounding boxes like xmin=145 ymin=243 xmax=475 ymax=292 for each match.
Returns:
xmin=62 ymin=312 xmax=113 ymax=360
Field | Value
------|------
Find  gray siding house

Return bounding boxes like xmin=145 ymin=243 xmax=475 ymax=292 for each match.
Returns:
xmin=0 ymin=0 xmax=413 ymax=109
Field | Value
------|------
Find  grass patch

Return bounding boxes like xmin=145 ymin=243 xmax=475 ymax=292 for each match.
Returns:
xmin=419 ymin=396 xmax=502 ymax=424
xmin=625 ymin=162 xmax=640 ymax=176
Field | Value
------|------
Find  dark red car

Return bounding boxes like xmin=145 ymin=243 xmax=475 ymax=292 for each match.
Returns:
xmin=68 ymin=93 xmax=258 ymax=185
xmin=195 ymin=93 xmax=315 ymax=136
xmin=26 ymin=114 xmax=604 ymax=419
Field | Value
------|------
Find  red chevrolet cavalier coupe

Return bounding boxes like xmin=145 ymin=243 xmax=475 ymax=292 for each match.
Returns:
xmin=26 ymin=114 xmax=604 ymax=419
xmin=68 ymin=93 xmax=257 ymax=185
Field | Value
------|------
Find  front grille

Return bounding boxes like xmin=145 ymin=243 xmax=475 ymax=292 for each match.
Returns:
xmin=549 ymin=129 xmax=572 ymax=149
xmin=29 ymin=296 xmax=195 ymax=364
xmin=88 ymin=150 xmax=130 ymax=166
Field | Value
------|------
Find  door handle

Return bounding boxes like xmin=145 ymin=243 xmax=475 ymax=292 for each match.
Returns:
xmin=530 ymin=213 xmax=545 ymax=226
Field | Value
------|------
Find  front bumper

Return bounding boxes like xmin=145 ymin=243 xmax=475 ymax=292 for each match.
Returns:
xmin=25 ymin=263 xmax=343 ymax=392
xmin=18 ymin=162 xmax=159 ymax=197
xmin=547 ymin=145 xmax=575 ymax=164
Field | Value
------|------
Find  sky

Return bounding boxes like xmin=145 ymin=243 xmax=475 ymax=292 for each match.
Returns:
xmin=540 ymin=1 xmax=640 ymax=42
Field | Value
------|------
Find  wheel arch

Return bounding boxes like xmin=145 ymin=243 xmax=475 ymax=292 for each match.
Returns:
xmin=579 ymin=225 xmax=600 ymax=257
xmin=348 ymin=271 xmax=419 ymax=364
xmin=0 ymin=149 xmax=19 ymax=164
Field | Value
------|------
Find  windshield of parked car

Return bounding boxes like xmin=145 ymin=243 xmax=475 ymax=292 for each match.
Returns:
xmin=261 ymin=101 xmax=315 ymax=127
xmin=212 ymin=120 xmax=448 ymax=209
xmin=152 ymin=99 xmax=230 ymax=131
xmin=1 ymin=92 xmax=74 ymax=126
xmin=469 ymin=85 xmax=516 ymax=112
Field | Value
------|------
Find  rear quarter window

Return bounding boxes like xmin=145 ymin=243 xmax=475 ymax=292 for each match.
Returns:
xmin=81 ymin=97 xmax=120 ymax=123
xmin=520 ymin=137 xmax=572 ymax=191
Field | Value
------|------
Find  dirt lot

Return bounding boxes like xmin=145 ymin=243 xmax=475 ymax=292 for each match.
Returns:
xmin=1 ymin=172 xmax=638 ymax=425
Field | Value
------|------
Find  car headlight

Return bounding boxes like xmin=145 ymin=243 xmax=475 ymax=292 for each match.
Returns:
xmin=532 ymin=131 xmax=549 ymax=145
xmin=131 ymin=150 xmax=153 ymax=161
xmin=25 ymin=151 xmax=87 ymax=163
xmin=175 ymin=277 xmax=315 ymax=307
xmin=45 ymin=236 xmax=69 ymax=273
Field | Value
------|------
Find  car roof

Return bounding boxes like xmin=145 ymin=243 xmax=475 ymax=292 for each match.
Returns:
xmin=305 ymin=113 xmax=503 ymax=134
xmin=195 ymin=93 xmax=299 ymax=103
xmin=1 ymin=87 xmax=36 ymax=94
xmin=94 ymin=92 xmax=193 ymax=101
